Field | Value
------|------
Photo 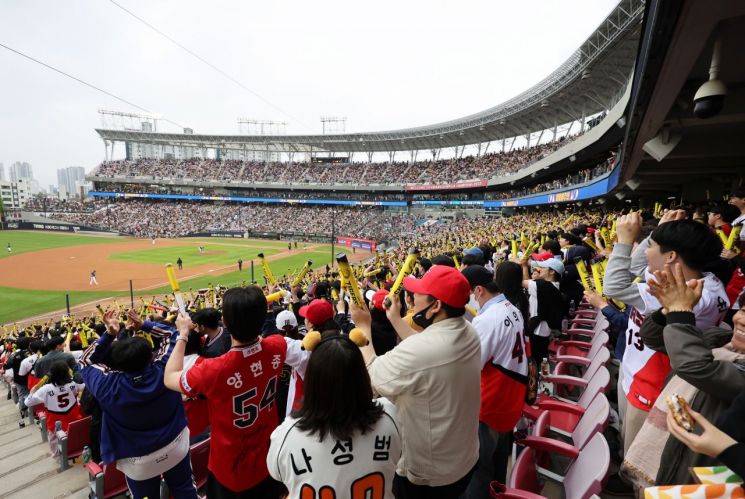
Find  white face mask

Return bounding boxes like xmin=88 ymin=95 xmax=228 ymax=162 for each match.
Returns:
xmin=468 ymin=293 xmax=481 ymax=313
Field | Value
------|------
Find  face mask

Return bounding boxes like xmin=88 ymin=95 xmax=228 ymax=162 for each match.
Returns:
xmin=468 ymin=293 xmax=481 ymax=313
xmin=412 ymin=301 xmax=437 ymax=329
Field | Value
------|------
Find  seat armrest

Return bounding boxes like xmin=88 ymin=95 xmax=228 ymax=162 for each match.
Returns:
xmin=553 ymin=355 xmax=591 ymax=366
xmin=543 ymin=375 xmax=588 ymax=389
xmin=536 ymin=399 xmax=585 ymax=416
xmin=518 ymin=436 xmax=580 ymax=459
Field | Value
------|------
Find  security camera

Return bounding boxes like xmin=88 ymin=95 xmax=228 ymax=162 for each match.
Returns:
xmin=693 ymin=35 xmax=726 ymax=119
xmin=693 ymin=79 xmax=726 ymax=119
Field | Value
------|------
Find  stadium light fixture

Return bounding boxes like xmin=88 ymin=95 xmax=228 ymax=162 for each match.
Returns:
xmin=625 ymin=178 xmax=641 ymax=191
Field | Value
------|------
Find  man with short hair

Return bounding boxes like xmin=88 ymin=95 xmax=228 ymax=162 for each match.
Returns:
xmin=190 ymin=308 xmax=230 ymax=358
xmin=165 ymin=287 xmax=287 ymax=498
xmin=354 ymin=265 xmax=481 ymax=498
xmin=707 ymin=204 xmax=740 ymax=236
xmin=462 ymin=265 xmax=528 ymax=497
xmin=33 ymin=336 xmax=79 ymax=380
xmin=604 ymin=212 xmax=729 ymax=454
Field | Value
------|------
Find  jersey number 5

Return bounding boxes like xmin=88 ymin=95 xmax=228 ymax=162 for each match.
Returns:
xmin=232 ymin=376 xmax=278 ymax=429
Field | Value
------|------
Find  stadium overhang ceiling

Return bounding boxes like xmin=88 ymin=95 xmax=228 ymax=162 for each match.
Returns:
xmin=619 ymin=0 xmax=745 ymax=199
xmin=96 ymin=0 xmax=643 ymax=154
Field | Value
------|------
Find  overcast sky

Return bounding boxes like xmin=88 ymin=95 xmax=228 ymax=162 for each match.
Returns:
xmin=0 ymin=0 xmax=618 ymax=188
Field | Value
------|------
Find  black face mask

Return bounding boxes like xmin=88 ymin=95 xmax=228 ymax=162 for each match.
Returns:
xmin=412 ymin=301 xmax=437 ymax=329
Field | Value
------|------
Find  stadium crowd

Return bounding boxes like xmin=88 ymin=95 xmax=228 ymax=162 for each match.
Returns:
xmin=3 ymin=187 xmax=745 ymax=498
xmin=92 ymin=134 xmax=582 ymax=187
xmin=52 ymin=201 xmax=417 ymax=241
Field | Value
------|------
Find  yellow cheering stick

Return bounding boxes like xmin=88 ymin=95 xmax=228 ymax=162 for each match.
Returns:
xmin=452 ymin=253 xmax=460 ymax=269
xmin=265 ymin=290 xmax=290 ymax=303
xmin=600 ymin=227 xmax=612 ymax=248
xmin=336 ymin=253 xmax=364 ymax=307
xmin=257 ymin=253 xmax=276 ymax=285
xmin=165 ymin=263 xmax=187 ymax=315
xmin=575 ymin=260 xmax=592 ymax=290
xmin=510 ymin=239 xmax=518 ymax=257
xmin=384 ymin=248 xmax=419 ymax=308
xmin=363 ymin=267 xmax=383 ymax=278
xmin=716 ymin=230 xmax=728 ymax=247
xmin=583 ymin=236 xmax=600 ymax=252
xmin=726 ymin=226 xmax=741 ymax=250
xmin=291 ymin=260 xmax=313 ymax=288
xmin=590 ymin=261 xmax=604 ymax=293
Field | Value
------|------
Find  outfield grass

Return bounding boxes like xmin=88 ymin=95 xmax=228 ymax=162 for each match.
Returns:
xmin=0 ymin=243 xmax=346 ymax=324
xmin=0 ymin=287 xmax=115 ymax=325
xmin=110 ymin=243 xmax=282 ymax=266
xmin=0 ymin=230 xmax=125 ymax=259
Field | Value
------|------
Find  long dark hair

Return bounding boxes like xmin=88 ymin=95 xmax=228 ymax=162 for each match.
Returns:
xmin=495 ymin=261 xmax=529 ymax=330
xmin=295 ymin=335 xmax=384 ymax=442
xmin=49 ymin=360 xmax=73 ymax=387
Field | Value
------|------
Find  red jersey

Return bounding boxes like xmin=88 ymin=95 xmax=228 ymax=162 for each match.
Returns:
xmin=180 ymin=335 xmax=287 ymax=492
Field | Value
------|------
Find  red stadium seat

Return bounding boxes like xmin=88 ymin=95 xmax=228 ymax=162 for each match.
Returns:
xmin=492 ymin=433 xmax=610 ymax=499
xmin=523 ymin=367 xmax=610 ymax=435
xmin=190 ymin=438 xmax=210 ymax=491
xmin=85 ymin=461 xmax=128 ymax=499
xmin=57 ymin=416 xmax=91 ymax=471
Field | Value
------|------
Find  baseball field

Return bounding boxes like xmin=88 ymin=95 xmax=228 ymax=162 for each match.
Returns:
xmin=0 ymin=230 xmax=354 ymax=325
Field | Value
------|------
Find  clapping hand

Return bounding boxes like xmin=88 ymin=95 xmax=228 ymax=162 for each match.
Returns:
xmin=615 ymin=212 xmax=643 ymax=245
xmin=103 ymin=310 xmax=120 ymax=336
xmin=647 ymin=263 xmax=703 ymax=312
xmin=126 ymin=309 xmax=144 ymax=332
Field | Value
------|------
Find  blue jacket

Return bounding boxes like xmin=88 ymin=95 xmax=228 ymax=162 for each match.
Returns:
xmin=600 ymin=305 xmax=630 ymax=360
xmin=79 ymin=321 xmax=186 ymax=464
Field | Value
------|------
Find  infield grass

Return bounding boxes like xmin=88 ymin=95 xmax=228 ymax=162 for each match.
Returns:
xmin=110 ymin=243 xmax=282 ymax=266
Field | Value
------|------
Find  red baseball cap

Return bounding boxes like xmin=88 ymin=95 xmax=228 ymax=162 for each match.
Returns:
xmin=532 ymin=251 xmax=555 ymax=262
xmin=370 ymin=289 xmax=389 ymax=311
xmin=403 ymin=265 xmax=470 ymax=308
xmin=298 ymin=299 xmax=334 ymax=326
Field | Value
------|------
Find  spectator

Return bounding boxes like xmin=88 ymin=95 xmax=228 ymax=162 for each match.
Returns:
xmin=352 ymin=265 xmax=481 ymax=498
xmin=461 ymin=263 xmax=528 ymax=496
xmin=24 ymin=360 xmax=85 ymax=455
xmin=267 ymin=335 xmax=402 ymax=498
xmin=79 ymin=310 xmax=197 ymax=499
xmin=164 ymin=287 xmax=287 ymax=498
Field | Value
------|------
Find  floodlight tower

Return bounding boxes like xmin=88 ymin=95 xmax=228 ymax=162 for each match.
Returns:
xmin=320 ymin=116 xmax=346 ymax=135
xmin=236 ymin=118 xmax=287 ymax=136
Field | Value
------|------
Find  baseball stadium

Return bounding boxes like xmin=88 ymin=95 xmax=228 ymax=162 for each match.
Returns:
xmin=1 ymin=0 xmax=745 ymax=498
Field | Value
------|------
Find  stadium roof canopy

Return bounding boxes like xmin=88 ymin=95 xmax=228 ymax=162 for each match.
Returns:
xmin=96 ymin=0 xmax=643 ymax=154
xmin=618 ymin=0 xmax=745 ymax=199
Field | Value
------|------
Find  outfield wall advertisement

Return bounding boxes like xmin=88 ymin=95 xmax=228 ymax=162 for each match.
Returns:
xmin=1 ymin=221 xmax=116 ymax=233
xmin=89 ymin=191 xmax=406 ymax=207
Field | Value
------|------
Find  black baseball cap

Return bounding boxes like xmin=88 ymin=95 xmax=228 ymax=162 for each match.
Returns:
xmin=461 ymin=265 xmax=499 ymax=293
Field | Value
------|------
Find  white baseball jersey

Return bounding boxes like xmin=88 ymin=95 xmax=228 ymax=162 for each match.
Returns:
xmin=622 ymin=272 xmax=729 ymax=409
xmin=25 ymin=381 xmax=85 ymax=414
xmin=267 ymin=397 xmax=401 ymax=499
